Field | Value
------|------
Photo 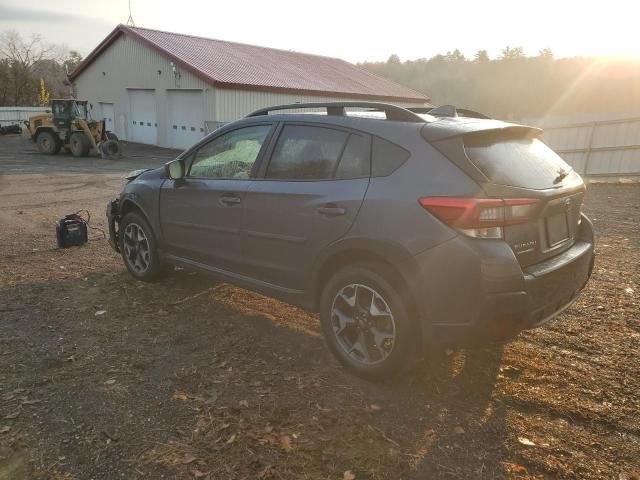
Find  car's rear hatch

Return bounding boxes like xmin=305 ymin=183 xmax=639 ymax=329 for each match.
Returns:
xmin=423 ymin=119 xmax=586 ymax=267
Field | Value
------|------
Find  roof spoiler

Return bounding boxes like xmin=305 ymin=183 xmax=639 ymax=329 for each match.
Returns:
xmin=246 ymin=102 xmax=425 ymax=123
xmin=409 ymin=105 xmax=492 ymax=119
xmin=422 ymin=121 xmax=543 ymax=143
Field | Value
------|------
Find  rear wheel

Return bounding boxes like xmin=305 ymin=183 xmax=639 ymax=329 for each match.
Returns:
xmin=320 ymin=263 xmax=416 ymax=381
xmin=36 ymin=131 xmax=61 ymax=154
xmin=119 ymin=211 xmax=164 ymax=282
xmin=69 ymin=132 xmax=91 ymax=157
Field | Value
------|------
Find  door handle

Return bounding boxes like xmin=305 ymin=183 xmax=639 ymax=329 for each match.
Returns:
xmin=317 ymin=205 xmax=346 ymax=216
xmin=220 ymin=195 xmax=241 ymax=206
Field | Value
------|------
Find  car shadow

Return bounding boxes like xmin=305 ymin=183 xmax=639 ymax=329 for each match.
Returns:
xmin=402 ymin=346 xmax=507 ymax=478
xmin=0 ymin=267 xmax=508 ymax=479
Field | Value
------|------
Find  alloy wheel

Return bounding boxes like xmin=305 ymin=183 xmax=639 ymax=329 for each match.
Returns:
xmin=123 ymin=222 xmax=151 ymax=274
xmin=330 ymin=284 xmax=396 ymax=365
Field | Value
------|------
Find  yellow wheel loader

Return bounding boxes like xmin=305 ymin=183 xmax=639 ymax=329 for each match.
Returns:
xmin=24 ymin=99 xmax=122 ymax=159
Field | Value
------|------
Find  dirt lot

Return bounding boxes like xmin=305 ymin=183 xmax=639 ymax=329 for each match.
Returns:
xmin=0 ymin=133 xmax=638 ymax=480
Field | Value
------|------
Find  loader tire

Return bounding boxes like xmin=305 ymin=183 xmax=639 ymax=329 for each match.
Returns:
xmin=69 ymin=132 xmax=91 ymax=157
xmin=36 ymin=131 xmax=61 ymax=155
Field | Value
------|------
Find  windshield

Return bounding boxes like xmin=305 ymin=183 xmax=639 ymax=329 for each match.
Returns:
xmin=73 ymin=102 xmax=88 ymax=119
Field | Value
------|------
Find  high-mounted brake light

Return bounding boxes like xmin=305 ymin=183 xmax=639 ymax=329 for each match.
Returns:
xmin=418 ymin=197 xmax=539 ymax=239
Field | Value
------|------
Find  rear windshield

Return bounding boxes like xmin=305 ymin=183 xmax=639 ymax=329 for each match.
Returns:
xmin=465 ymin=134 xmax=574 ymax=190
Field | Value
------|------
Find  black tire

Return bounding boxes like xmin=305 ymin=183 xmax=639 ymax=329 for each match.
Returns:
xmin=118 ymin=211 xmax=165 ymax=282
xmin=100 ymin=139 xmax=122 ymax=159
xmin=68 ymin=132 xmax=91 ymax=157
xmin=319 ymin=262 xmax=416 ymax=381
xmin=36 ymin=130 xmax=61 ymax=155
xmin=106 ymin=132 xmax=119 ymax=142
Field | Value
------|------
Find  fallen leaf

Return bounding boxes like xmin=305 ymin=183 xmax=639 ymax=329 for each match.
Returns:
xmin=181 ymin=454 xmax=197 ymax=465
xmin=259 ymin=433 xmax=278 ymax=445
xmin=192 ymin=469 xmax=207 ymax=478
xmin=102 ymin=430 xmax=119 ymax=442
xmin=226 ymin=434 xmax=236 ymax=444
xmin=21 ymin=399 xmax=41 ymax=405
xmin=173 ymin=392 xmax=188 ymax=401
xmin=620 ymin=472 xmax=640 ymax=480
xmin=4 ymin=411 xmax=20 ymax=420
xmin=258 ymin=465 xmax=275 ymax=479
xmin=369 ymin=404 xmax=382 ymax=411
xmin=507 ymin=463 xmax=528 ymax=473
xmin=518 ymin=437 xmax=536 ymax=446
xmin=279 ymin=435 xmax=292 ymax=452
xmin=0 ymin=426 xmax=11 ymax=434
xmin=343 ymin=471 xmax=356 ymax=480
xmin=94 ymin=310 xmax=107 ymax=317
xmin=454 ymin=426 xmax=465 ymax=434
xmin=104 ymin=379 xmax=116 ymax=385
xmin=500 ymin=365 xmax=521 ymax=376
xmin=239 ymin=399 xmax=249 ymax=408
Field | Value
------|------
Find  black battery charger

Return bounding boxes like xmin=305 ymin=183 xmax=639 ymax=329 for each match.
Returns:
xmin=56 ymin=214 xmax=88 ymax=248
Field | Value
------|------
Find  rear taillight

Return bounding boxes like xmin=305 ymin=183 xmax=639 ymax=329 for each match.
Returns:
xmin=418 ymin=197 xmax=539 ymax=239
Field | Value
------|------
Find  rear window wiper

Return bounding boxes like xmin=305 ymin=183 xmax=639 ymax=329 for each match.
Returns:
xmin=553 ymin=167 xmax=571 ymax=184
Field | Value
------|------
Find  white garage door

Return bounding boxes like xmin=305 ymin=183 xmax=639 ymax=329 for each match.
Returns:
xmin=128 ymin=89 xmax=158 ymax=145
xmin=99 ymin=102 xmax=116 ymax=136
xmin=167 ymin=90 xmax=205 ymax=150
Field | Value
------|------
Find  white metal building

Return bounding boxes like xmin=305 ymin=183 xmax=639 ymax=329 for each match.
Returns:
xmin=70 ymin=25 xmax=430 ymax=149
xmin=520 ymin=114 xmax=640 ymax=178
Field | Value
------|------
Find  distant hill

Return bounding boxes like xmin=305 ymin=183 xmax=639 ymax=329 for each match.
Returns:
xmin=359 ymin=51 xmax=640 ymax=120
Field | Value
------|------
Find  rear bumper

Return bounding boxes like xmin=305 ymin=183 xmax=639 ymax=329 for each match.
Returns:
xmin=411 ymin=214 xmax=595 ymax=347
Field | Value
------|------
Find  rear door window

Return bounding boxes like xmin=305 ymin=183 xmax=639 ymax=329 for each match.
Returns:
xmin=465 ymin=134 xmax=574 ymax=190
xmin=266 ymin=125 xmax=370 ymax=180
xmin=335 ymin=133 xmax=370 ymax=179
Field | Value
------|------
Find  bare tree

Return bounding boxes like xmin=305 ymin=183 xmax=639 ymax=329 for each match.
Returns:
xmin=0 ymin=30 xmax=57 ymax=105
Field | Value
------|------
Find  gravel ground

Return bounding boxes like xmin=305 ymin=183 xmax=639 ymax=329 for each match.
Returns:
xmin=0 ymin=134 xmax=638 ymax=480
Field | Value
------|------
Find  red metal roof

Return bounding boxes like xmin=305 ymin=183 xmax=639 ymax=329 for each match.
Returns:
xmin=70 ymin=25 xmax=429 ymax=103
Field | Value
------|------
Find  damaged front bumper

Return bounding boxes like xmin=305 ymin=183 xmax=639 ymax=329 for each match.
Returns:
xmin=106 ymin=198 xmax=121 ymax=252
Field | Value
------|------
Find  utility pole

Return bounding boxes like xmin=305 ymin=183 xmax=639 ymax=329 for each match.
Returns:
xmin=126 ymin=0 xmax=136 ymax=26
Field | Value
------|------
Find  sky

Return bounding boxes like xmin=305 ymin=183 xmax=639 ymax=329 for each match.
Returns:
xmin=0 ymin=0 xmax=638 ymax=63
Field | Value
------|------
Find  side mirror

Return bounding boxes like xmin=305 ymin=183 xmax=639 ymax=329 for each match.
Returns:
xmin=165 ymin=158 xmax=185 ymax=180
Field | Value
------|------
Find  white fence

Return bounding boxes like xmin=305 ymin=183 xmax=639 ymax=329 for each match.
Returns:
xmin=522 ymin=114 xmax=640 ymax=177
xmin=0 ymin=107 xmax=48 ymax=126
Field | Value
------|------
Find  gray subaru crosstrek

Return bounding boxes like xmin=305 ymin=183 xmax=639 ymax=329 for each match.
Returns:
xmin=107 ymin=102 xmax=595 ymax=380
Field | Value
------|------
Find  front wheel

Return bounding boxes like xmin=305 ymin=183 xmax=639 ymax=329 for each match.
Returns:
xmin=118 ymin=212 xmax=164 ymax=282
xmin=100 ymin=139 xmax=122 ymax=159
xmin=319 ymin=263 xmax=416 ymax=381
